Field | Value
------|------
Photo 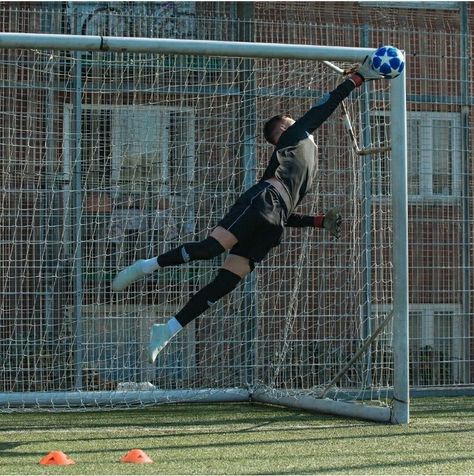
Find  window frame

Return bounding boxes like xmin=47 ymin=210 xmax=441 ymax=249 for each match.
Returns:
xmin=370 ymin=110 xmax=461 ymax=201
xmin=62 ymin=103 xmax=196 ymax=262
xmin=371 ymin=303 xmax=468 ymax=385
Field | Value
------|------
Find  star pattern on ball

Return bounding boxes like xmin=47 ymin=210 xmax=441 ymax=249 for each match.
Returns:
xmin=372 ymin=46 xmax=404 ymax=78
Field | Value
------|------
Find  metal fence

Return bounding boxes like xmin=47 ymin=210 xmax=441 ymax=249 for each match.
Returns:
xmin=0 ymin=1 xmax=472 ymax=393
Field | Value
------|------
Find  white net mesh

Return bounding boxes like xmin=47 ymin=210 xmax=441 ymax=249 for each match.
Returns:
xmin=0 ymin=45 xmax=396 ymax=412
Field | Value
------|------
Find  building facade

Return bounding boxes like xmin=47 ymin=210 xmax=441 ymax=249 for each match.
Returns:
xmin=0 ymin=2 xmax=472 ymax=395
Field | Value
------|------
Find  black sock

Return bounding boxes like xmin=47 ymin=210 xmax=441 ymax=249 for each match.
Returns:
xmin=175 ymin=269 xmax=241 ymax=326
xmin=157 ymin=237 xmax=225 ymax=268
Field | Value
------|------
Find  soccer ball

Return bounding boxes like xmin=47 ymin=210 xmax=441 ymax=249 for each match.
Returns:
xmin=370 ymin=45 xmax=405 ymax=79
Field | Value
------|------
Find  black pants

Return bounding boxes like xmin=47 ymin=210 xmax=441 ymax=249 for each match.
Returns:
xmin=217 ymin=181 xmax=288 ymax=263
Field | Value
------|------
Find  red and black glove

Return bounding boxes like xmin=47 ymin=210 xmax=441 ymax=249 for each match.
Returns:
xmin=316 ymin=208 xmax=342 ymax=240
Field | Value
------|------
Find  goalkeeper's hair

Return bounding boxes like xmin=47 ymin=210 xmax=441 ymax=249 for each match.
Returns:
xmin=263 ymin=114 xmax=293 ymax=145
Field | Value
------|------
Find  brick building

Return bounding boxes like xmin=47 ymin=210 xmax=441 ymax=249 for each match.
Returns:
xmin=0 ymin=2 xmax=472 ymax=398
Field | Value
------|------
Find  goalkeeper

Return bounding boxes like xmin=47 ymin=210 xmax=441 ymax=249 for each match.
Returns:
xmin=112 ymin=58 xmax=382 ymax=364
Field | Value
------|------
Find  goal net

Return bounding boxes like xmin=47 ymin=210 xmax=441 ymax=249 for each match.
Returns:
xmin=0 ymin=35 xmax=408 ymax=423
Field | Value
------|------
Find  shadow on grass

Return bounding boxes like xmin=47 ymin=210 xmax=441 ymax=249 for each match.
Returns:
xmin=270 ymin=455 xmax=474 ymax=475
xmin=10 ymin=422 xmax=473 ymax=455
xmin=0 ymin=442 xmax=24 ymax=451
xmin=0 ymin=403 xmax=366 ymax=432
xmin=1 ymin=398 xmax=472 ymax=444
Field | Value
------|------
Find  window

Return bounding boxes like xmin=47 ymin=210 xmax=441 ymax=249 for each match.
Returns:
xmin=370 ymin=112 xmax=461 ymax=199
xmin=63 ymin=105 xmax=195 ymax=272
xmin=409 ymin=307 xmax=466 ymax=386
xmin=71 ymin=304 xmax=196 ymax=387
xmin=372 ymin=304 xmax=468 ymax=386
xmin=410 ymin=113 xmax=461 ymax=198
xmin=110 ymin=107 xmax=169 ymax=200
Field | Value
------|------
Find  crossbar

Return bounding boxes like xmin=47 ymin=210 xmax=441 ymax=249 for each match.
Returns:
xmin=0 ymin=33 xmax=373 ymax=61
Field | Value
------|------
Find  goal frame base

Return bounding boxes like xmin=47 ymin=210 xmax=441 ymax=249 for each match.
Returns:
xmin=0 ymin=387 xmax=392 ymax=423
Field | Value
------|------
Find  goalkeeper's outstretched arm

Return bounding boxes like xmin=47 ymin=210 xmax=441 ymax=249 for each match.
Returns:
xmin=296 ymin=58 xmax=384 ymax=135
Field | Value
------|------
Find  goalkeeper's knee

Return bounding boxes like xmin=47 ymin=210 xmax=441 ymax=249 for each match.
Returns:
xmin=158 ymin=236 xmax=225 ymax=267
xmin=183 ymin=237 xmax=225 ymax=261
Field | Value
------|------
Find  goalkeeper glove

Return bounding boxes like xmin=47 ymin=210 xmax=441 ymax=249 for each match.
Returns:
xmin=350 ymin=56 xmax=384 ymax=86
xmin=318 ymin=208 xmax=342 ymax=240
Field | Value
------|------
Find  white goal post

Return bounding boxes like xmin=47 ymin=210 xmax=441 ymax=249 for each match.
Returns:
xmin=0 ymin=33 xmax=408 ymax=423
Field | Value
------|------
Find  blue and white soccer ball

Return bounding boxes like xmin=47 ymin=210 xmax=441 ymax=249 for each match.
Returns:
xmin=370 ymin=45 xmax=405 ymax=79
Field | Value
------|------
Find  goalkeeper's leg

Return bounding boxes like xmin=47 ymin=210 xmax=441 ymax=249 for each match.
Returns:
xmin=112 ymin=227 xmax=237 ymax=291
xmin=149 ymin=254 xmax=251 ymax=363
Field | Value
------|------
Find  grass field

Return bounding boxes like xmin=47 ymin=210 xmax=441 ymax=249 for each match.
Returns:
xmin=0 ymin=397 xmax=472 ymax=475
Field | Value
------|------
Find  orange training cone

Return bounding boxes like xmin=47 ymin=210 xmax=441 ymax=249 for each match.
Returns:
xmin=39 ymin=450 xmax=75 ymax=465
xmin=120 ymin=449 xmax=153 ymax=464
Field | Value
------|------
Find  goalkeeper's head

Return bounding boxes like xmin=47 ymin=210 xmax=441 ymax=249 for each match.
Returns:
xmin=263 ymin=114 xmax=295 ymax=145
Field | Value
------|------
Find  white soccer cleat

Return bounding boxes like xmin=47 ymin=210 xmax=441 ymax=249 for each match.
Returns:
xmin=112 ymin=259 xmax=147 ymax=291
xmin=149 ymin=324 xmax=173 ymax=364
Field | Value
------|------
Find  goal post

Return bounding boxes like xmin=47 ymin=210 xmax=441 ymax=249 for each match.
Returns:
xmin=390 ymin=73 xmax=409 ymax=425
xmin=0 ymin=33 xmax=408 ymax=423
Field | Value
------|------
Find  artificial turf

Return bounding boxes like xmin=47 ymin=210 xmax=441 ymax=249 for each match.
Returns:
xmin=0 ymin=397 xmax=472 ymax=474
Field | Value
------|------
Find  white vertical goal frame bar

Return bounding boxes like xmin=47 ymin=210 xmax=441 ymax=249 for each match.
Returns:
xmin=0 ymin=34 xmax=409 ymax=423
xmin=390 ymin=69 xmax=410 ymax=425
